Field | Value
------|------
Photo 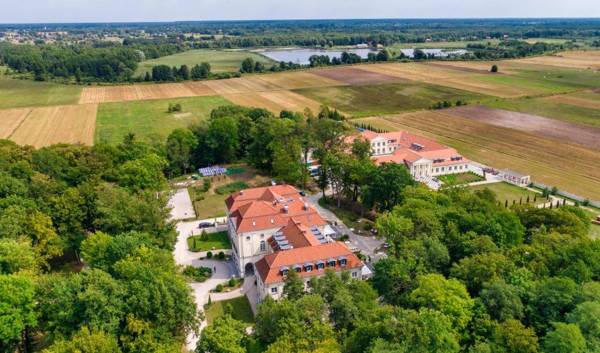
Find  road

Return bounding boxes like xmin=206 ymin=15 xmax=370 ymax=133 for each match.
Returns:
xmin=306 ymin=192 xmax=384 ymax=261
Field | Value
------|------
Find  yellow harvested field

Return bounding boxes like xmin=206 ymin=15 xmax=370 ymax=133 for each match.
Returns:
xmin=0 ymin=108 xmax=32 ymax=138
xmin=224 ymin=90 xmax=323 ymax=114
xmin=10 ymin=104 xmax=97 ymax=148
xmin=79 ymin=82 xmax=215 ymax=104
xmin=256 ymin=71 xmax=346 ymax=90
xmin=355 ymin=111 xmax=600 ymax=200
xmin=515 ymin=51 xmax=600 ymax=70
xmin=360 ymin=63 xmax=533 ymax=97
xmin=425 ymin=61 xmax=519 ymax=75
xmin=204 ymin=76 xmax=280 ymax=95
xmin=544 ymin=93 xmax=600 ymax=110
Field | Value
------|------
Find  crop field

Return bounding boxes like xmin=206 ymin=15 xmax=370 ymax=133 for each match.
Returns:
xmin=204 ymin=76 xmax=281 ymax=95
xmin=0 ymin=108 xmax=32 ymax=138
xmin=543 ymin=91 xmax=600 ymax=110
xmin=485 ymin=95 xmax=600 ymax=128
xmin=312 ymin=66 xmax=399 ymax=85
xmin=134 ymin=49 xmax=275 ymax=76
xmin=443 ymin=105 xmax=600 ymax=150
xmin=470 ymin=182 xmax=545 ymax=206
xmin=514 ymin=51 xmax=600 ymax=70
xmin=359 ymin=62 xmax=536 ymax=97
xmin=79 ymin=82 xmax=217 ymax=104
xmin=296 ymin=81 xmax=486 ymax=117
xmin=8 ymin=104 xmax=97 ymax=148
xmin=354 ymin=112 xmax=600 ymax=200
xmin=256 ymin=71 xmax=346 ymax=89
xmin=224 ymin=90 xmax=322 ymax=114
xmin=95 ymin=96 xmax=232 ymax=144
xmin=0 ymin=70 xmax=81 ymax=110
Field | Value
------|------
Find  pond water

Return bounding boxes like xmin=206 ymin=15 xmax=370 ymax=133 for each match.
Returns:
xmin=260 ymin=48 xmax=469 ymax=64
xmin=260 ymin=48 xmax=377 ymax=65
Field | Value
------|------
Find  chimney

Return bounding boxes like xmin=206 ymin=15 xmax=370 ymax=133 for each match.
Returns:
xmin=283 ymin=205 xmax=289 ymax=213
xmin=303 ymin=202 xmax=309 ymax=210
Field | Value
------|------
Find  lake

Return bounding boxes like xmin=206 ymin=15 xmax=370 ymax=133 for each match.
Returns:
xmin=259 ymin=48 xmax=469 ymax=65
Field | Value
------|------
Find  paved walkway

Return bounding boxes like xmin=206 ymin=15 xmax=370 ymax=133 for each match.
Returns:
xmin=168 ymin=188 xmax=195 ymax=221
xmin=173 ymin=221 xmax=237 ymax=351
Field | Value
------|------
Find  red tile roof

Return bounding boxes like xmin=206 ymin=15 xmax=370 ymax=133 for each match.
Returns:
xmin=226 ymin=185 xmax=327 ymax=234
xmin=358 ymin=130 xmax=469 ymax=166
xmin=255 ymin=242 xmax=363 ymax=284
xmin=270 ymin=219 xmax=322 ymax=250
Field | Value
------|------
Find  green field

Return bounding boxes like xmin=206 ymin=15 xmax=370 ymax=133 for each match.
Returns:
xmin=204 ymin=296 xmax=254 ymax=325
xmin=95 ymin=95 xmax=232 ymax=144
xmin=135 ymin=49 xmax=275 ymax=76
xmin=470 ymin=182 xmax=545 ymax=206
xmin=296 ymin=81 xmax=487 ymax=117
xmin=0 ymin=68 xmax=81 ymax=110
xmin=187 ymin=231 xmax=231 ymax=252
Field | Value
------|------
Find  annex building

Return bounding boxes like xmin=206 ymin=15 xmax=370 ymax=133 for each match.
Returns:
xmin=225 ymin=184 xmax=364 ymax=302
xmin=356 ymin=129 xmax=470 ymax=180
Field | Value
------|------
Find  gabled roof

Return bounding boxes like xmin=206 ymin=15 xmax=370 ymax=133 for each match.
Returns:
xmin=255 ymin=242 xmax=363 ymax=284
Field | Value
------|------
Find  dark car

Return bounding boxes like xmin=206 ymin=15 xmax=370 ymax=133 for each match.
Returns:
xmin=198 ymin=222 xmax=215 ymax=229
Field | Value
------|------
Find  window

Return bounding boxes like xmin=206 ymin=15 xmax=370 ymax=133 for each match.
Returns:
xmin=339 ymin=258 xmax=347 ymax=267
xmin=304 ymin=264 xmax=313 ymax=272
xmin=352 ymin=271 xmax=358 ymax=278
xmin=294 ymin=265 xmax=302 ymax=273
xmin=260 ymin=240 xmax=266 ymax=252
xmin=327 ymin=260 xmax=336 ymax=267
xmin=271 ymin=287 xmax=278 ymax=294
xmin=246 ymin=236 xmax=251 ymax=241
xmin=316 ymin=262 xmax=325 ymax=270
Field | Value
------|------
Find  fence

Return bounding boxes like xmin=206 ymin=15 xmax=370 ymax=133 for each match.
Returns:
xmin=531 ymin=182 xmax=600 ymax=209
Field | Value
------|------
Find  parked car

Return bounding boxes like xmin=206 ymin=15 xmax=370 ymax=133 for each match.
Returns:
xmin=198 ymin=222 xmax=215 ymax=229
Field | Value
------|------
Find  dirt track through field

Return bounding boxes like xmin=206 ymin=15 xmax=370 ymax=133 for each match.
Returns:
xmin=444 ymin=105 xmax=600 ymax=151
xmin=10 ymin=104 xmax=97 ymax=148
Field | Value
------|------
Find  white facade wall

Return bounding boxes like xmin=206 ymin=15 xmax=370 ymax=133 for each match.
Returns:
xmin=256 ymin=267 xmax=363 ymax=302
xmin=430 ymin=163 xmax=471 ymax=176
xmin=228 ymin=218 xmax=280 ymax=276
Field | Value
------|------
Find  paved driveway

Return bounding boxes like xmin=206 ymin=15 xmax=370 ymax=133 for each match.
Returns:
xmin=306 ymin=193 xmax=384 ymax=260
xmin=168 ymin=188 xmax=195 ymax=221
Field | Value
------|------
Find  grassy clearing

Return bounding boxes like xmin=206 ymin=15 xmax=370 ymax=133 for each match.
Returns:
xmin=187 ymin=231 xmax=231 ymax=252
xmin=483 ymin=96 xmax=600 ymax=127
xmin=95 ymin=95 xmax=232 ymax=144
xmin=470 ymin=182 xmax=545 ymax=206
xmin=188 ymin=164 xmax=270 ymax=219
xmin=296 ymin=81 xmax=486 ymax=117
xmin=353 ymin=113 xmax=600 ymax=201
xmin=204 ymin=296 xmax=254 ymax=325
xmin=135 ymin=49 xmax=275 ymax=76
xmin=438 ymin=172 xmax=484 ymax=185
xmin=0 ymin=68 xmax=81 ymax=109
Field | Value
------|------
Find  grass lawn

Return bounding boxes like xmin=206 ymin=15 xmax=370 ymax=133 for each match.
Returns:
xmin=135 ymin=49 xmax=275 ymax=76
xmin=204 ymin=296 xmax=254 ymax=325
xmin=438 ymin=172 xmax=484 ymax=185
xmin=95 ymin=95 xmax=232 ymax=144
xmin=193 ymin=193 xmax=228 ymax=219
xmin=470 ymin=182 xmax=545 ymax=206
xmin=0 ymin=69 xmax=81 ymax=109
xmin=296 ymin=81 xmax=487 ymax=117
xmin=187 ymin=231 xmax=231 ymax=252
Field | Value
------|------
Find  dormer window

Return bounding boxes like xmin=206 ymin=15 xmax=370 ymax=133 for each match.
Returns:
xmin=338 ymin=256 xmax=347 ymax=267
xmin=304 ymin=263 xmax=313 ymax=272
xmin=280 ymin=266 xmax=289 ymax=276
xmin=293 ymin=265 xmax=302 ymax=273
xmin=327 ymin=259 xmax=336 ymax=267
xmin=316 ymin=261 xmax=325 ymax=270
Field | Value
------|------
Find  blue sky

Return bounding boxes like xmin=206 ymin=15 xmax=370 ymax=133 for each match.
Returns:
xmin=2 ymin=0 xmax=599 ymax=23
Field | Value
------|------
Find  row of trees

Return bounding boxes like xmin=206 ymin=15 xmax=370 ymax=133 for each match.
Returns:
xmin=148 ymin=63 xmax=212 ymax=82
xmin=0 ymin=137 xmax=198 ymax=352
